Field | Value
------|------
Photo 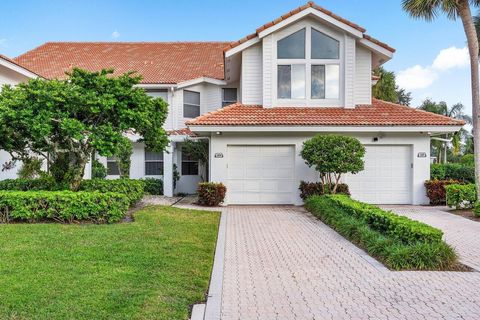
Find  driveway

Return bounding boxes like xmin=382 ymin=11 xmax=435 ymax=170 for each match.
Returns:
xmin=220 ymin=206 xmax=480 ymax=320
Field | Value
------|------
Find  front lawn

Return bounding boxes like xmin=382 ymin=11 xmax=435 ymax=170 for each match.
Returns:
xmin=0 ymin=206 xmax=220 ymax=320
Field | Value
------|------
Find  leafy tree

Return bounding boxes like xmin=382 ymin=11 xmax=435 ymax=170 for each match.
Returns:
xmin=372 ymin=67 xmax=412 ymax=106
xmin=403 ymin=0 xmax=480 ymax=200
xmin=181 ymin=139 xmax=209 ymax=181
xmin=115 ymin=137 xmax=133 ymax=178
xmin=0 ymin=68 xmax=168 ymax=190
xmin=18 ymin=157 xmax=44 ymax=179
xmin=300 ymin=135 xmax=365 ymax=194
xmin=91 ymin=156 xmax=107 ymax=179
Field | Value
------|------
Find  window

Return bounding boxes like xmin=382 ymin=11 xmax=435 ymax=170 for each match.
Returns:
xmin=145 ymin=148 xmax=163 ymax=175
xmin=181 ymin=152 xmax=198 ymax=176
xmin=183 ymin=90 xmax=200 ymax=118
xmin=107 ymin=156 xmax=119 ymax=176
xmin=276 ymin=26 xmax=340 ymax=101
xmin=147 ymin=89 xmax=168 ymax=102
xmin=222 ymin=88 xmax=237 ymax=107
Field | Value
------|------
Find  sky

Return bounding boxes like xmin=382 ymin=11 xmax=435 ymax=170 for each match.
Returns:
xmin=0 ymin=0 xmax=473 ymax=113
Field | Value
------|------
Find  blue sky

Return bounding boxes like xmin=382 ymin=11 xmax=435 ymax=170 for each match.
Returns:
xmin=0 ymin=0 xmax=473 ymax=113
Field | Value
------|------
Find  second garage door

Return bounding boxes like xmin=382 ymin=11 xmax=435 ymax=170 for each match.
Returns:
xmin=227 ymin=145 xmax=295 ymax=204
xmin=344 ymin=145 xmax=412 ymax=204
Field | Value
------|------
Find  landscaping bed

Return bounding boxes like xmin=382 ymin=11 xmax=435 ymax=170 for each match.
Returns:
xmin=305 ymin=195 xmax=462 ymax=271
xmin=445 ymin=208 xmax=480 ymax=222
xmin=0 ymin=205 xmax=220 ymax=320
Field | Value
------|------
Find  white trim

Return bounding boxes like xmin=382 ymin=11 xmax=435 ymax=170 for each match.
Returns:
xmin=258 ymin=7 xmax=363 ymax=39
xmin=225 ymin=37 xmax=261 ymax=58
xmin=188 ymin=125 xmax=463 ymax=133
xmin=0 ymin=57 xmax=39 ymax=79
xmin=177 ymin=77 xmax=227 ymax=89
xmin=136 ymin=83 xmax=177 ymax=89
xmin=359 ymin=38 xmax=393 ymax=59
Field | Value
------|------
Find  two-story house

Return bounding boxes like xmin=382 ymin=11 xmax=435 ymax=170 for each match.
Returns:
xmin=0 ymin=2 xmax=463 ymax=205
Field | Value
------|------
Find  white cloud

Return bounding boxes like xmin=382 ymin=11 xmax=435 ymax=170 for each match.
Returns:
xmin=432 ymin=46 xmax=469 ymax=71
xmin=111 ymin=30 xmax=120 ymax=39
xmin=396 ymin=65 xmax=437 ymax=90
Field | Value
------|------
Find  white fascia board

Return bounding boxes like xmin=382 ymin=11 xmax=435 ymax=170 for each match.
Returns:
xmin=0 ymin=57 xmax=39 ymax=79
xmin=359 ymin=38 xmax=393 ymax=60
xmin=136 ymin=83 xmax=177 ymax=89
xmin=188 ymin=125 xmax=463 ymax=133
xmin=224 ymin=37 xmax=261 ymax=58
xmin=177 ymin=77 xmax=227 ymax=89
xmin=258 ymin=8 xmax=363 ymax=39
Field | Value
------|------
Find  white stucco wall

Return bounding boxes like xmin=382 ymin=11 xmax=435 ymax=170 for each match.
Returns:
xmin=0 ymin=64 xmax=30 ymax=86
xmin=209 ymin=132 xmax=431 ymax=205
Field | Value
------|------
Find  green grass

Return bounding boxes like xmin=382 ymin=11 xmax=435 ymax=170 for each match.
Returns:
xmin=0 ymin=206 xmax=220 ymax=320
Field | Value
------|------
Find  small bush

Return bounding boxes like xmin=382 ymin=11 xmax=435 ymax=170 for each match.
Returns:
xmin=0 ymin=191 xmax=129 ymax=223
xmin=0 ymin=177 xmax=62 ymax=191
xmin=424 ymin=179 xmax=458 ymax=205
xmin=460 ymin=154 xmax=474 ymax=166
xmin=299 ymin=181 xmax=350 ymax=200
xmin=473 ymin=202 xmax=480 ymax=217
xmin=142 ymin=178 xmax=163 ymax=195
xmin=92 ymin=159 xmax=107 ymax=179
xmin=431 ymin=163 xmax=474 ymax=183
xmin=304 ymin=195 xmax=457 ymax=270
xmin=430 ymin=164 xmax=446 ymax=180
xmin=197 ymin=182 xmax=226 ymax=206
xmin=79 ymin=179 xmax=145 ymax=206
xmin=445 ymin=184 xmax=476 ymax=209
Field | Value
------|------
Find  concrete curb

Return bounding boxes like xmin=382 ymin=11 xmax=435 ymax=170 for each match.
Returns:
xmin=203 ymin=208 xmax=227 ymax=320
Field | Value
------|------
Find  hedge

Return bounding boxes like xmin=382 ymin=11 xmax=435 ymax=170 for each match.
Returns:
xmin=445 ymin=184 xmax=476 ymax=209
xmin=304 ymin=195 xmax=457 ymax=270
xmin=197 ymin=182 xmax=226 ymax=206
xmin=299 ymin=181 xmax=350 ymax=200
xmin=431 ymin=163 xmax=475 ymax=183
xmin=79 ymin=179 xmax=145 ymax=206
xmin=0 ymin=178 xmax=62 ymax=191
xmin=424 ymin=179 xmax=458 ymax=205
xmin=0 ymin=191 xmax=129 ymax=223
xmin=141 ymin=178 xmax=163 ymax=195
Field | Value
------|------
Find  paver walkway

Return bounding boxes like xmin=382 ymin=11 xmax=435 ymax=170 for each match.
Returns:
xmin=382 ymin=205 xmax=480 ymax=270
xmin=221 ymin=206 xmax=480 ymax=320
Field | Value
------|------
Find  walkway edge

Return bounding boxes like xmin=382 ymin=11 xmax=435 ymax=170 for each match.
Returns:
xmin=204 ymin=208 xmax=227 ymax=320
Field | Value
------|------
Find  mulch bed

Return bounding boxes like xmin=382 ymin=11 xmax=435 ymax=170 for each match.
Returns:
xmin=446 ymin=209 xmax=480 ymax=223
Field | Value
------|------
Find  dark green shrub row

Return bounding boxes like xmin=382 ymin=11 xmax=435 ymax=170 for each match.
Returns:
xmin=0 ymin=191 xmax=129 ymax=223
xmin=445 ymin=184 xmax=476 ymax=209
xmin=431 ymin=163 xmax=474 ymax=183
xmin=79 ymin=179 xmax=145 ymax=206
xmin=0 ymin=177 xmax=63 ymax=191
xmin=323 ymin=195 xmax=443 ymax=244
xmin=141 ymin=178 xmax=163 ymax=195
xmin=197 ymin=182 xmax=226 ymax=206
xmin=299 ymin=181 xmax=350 ymax=200
xmin=305 ymin=195 xmax=457 ymax=270
xmin=424 ymin=179 xmax=458 ymax=205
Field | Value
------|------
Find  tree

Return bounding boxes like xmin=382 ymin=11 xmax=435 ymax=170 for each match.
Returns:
xmin=0 ymin=68 xmax=169 ymax=190
xmin=115 ymin=137 xmax=133 ymax=178
xmin=372 ymin=67 xmax=412 ymax=106
xmin=403 ymin=0 xmax=480 ymax=201
xmin=181 ymin=139 xmax=209 ymax=181
xmin=417 ymin=99 xmax=471 ymax=162
xmin=300 ymin=135 xmax=365 ymax=193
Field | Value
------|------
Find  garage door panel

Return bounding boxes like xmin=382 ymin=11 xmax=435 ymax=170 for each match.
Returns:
xmin=227 ymin=145 xmax=295 ymax=204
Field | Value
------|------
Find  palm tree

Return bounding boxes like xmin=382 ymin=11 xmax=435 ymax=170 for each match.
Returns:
xmin=403 ymin=0 xmax=480 ymax=190
xmin=418 ymin=99 xmax=472 ymax=162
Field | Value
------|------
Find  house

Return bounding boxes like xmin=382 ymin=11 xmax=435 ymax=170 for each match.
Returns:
xmin=0 ymin=2 xmax=463 ymax=205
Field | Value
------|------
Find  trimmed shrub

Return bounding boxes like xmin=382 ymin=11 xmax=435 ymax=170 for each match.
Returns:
xmin=460 ymin=154 xmax=474 ymax=166
xmin=0 ymin=191 xmax=129 ymax=223
xmin=430 ymin=164 xmax=446 ymax=180
xmin=79 ymin=179 xmax=145 ymax=206
xmin=142 ymin=178 xmax=163 ymax=195
xmin=197 ymin=182 xmax=226 ymax=206
xmin=424 ymin=179 xmax=458 ymax=205
xmin=431 ymin=163 xmax=474 ymax=183
xmin=0 ymin=177 xmax=62 ymax=191
xmin=299 ymin=181 xmax=350 ymax=200
xmin=445 ymin=184 xmax=476 ymax=209
xmin=304 ymin=195 xmax=457 ymax=270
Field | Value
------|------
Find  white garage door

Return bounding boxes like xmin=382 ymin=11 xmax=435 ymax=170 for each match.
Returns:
xmin=344 ymin=145 xmax=412 ymax=204
xmin=227 ymin=145 xmax=295 ymax=204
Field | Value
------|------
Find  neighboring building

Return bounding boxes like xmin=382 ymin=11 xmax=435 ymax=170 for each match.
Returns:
xmin=0 ymin=2 xmax=463 ymax=204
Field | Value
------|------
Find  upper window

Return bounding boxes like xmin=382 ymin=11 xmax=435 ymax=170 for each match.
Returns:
xmin=277 ymin=28 xmax=305 ymax=59
xmin=183 ymin=90 xmax=200 ymax=118
xmin=276 ymin=26 xmax=340 ymax=102
xmin=145 ymin=148 xmax=163 ymax=176
xmin=222 ymin=88 xmax=237 ymax=107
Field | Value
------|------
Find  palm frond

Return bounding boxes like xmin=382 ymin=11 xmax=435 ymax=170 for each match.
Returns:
xmin=402 ymin=0 xmax=462 ymax=21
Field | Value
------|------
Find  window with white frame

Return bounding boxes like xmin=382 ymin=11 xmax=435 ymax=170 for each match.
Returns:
xmin=183 ymin=90 xmax=200 ymax=118
xmin=276 ymin=26 xmax=340 ymax=101
xmin=222 ymin=88 xmax=237 ymax=107
xmin=145 ymin=148 xmax=163 ymax=175
xmin=107 ymin=156 xmax=119 ymax=176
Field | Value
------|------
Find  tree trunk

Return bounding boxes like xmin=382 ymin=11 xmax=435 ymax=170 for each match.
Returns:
xmin=69 ymin=155 xmax=89 ymax=191
xmin=458 ymin=2 xmax=480 ymax=195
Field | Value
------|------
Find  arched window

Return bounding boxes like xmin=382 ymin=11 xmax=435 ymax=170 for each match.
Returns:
xmin=276 ymin=26 xmax=340 ymax=102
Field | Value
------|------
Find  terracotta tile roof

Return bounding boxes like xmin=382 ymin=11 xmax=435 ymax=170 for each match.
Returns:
xmin=225 ymin=1 xmax=395 ymax=54
xmin=14 ymin=42 xmax=229 ymax=84
xmin=186 ymin=99 xmax=464 ymax=127
xmin=167 ymin=128 xmax=197 ymax=137
xmin=0 ymin=54 xmax=43 ymax=77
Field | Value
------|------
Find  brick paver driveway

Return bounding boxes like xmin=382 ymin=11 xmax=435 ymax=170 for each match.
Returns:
xmin=221 ymin=206 xmax=480 ymax=320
